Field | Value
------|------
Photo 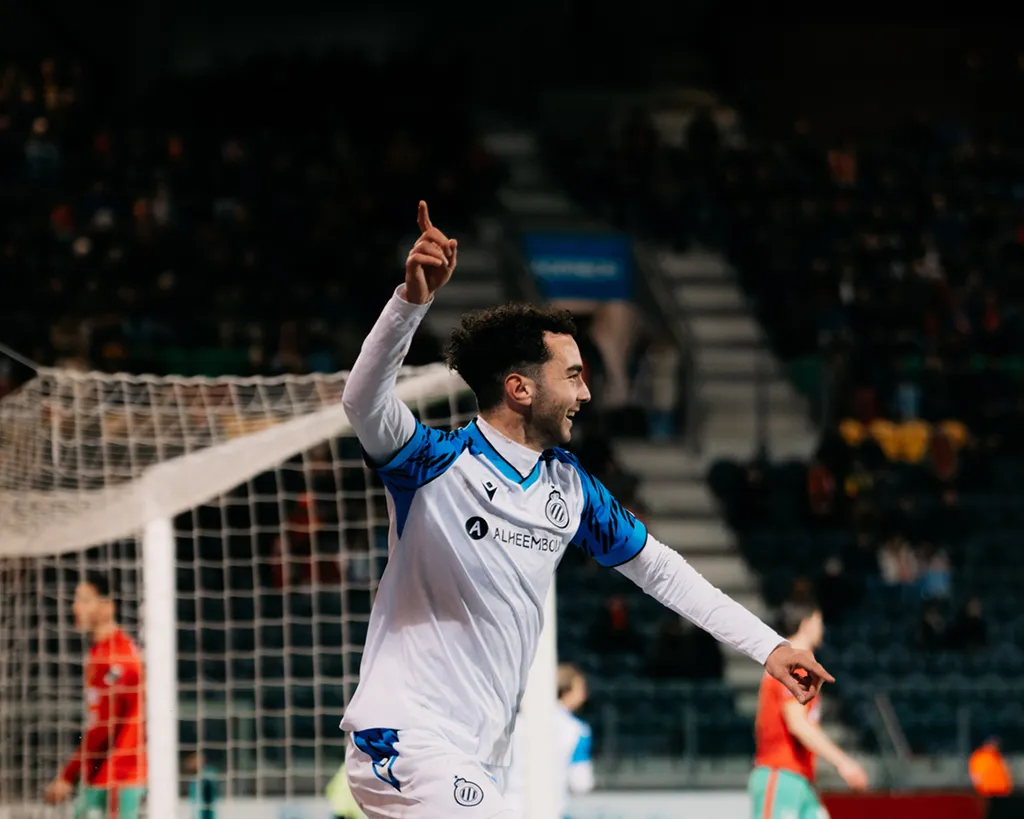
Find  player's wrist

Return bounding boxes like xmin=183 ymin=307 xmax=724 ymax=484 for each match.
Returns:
xmin=396 ymin=284 xmax=433 ymax=307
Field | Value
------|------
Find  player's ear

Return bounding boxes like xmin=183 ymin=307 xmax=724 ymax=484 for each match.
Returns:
xmin=504 ymin=372 xmax=534 ymax=406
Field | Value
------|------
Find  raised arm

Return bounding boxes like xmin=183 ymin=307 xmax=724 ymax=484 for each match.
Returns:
xmin=341 ymin=201 xmax=458 ymax=463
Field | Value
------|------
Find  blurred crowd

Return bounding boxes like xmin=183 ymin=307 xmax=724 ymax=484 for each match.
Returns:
xmin=551 ymin=92 xmax=1024 ymax=431
xmin=0 ymin=51 xmax=504 ymax=396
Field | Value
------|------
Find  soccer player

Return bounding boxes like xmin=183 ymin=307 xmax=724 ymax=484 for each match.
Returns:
xmin=505 ymin=664 xmax=595 ymax=818
xmin=749 ymin=603 xmax=868 ymax=819
xmin=44 ymin=572 xmax=146 ymax=819
xmin=340 ymin=201 xmax=833 ymax=818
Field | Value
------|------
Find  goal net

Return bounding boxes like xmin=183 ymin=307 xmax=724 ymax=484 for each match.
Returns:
xmin=0 ymin=363 xmax=499 ymax=819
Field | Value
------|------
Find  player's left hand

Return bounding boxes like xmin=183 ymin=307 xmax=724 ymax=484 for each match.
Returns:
xmin=764 ymin=644 xmax=834 ymax=705
xmin=44 ymin=777 xmax=73 ymax=805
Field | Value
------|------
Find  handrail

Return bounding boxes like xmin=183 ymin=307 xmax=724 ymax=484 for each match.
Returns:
xmin=632 ymin=241 xmax=704 ymax=455
xmin=873 ymin=691 xmax=912 ymax=761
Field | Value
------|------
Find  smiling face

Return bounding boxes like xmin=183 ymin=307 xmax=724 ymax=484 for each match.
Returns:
xmin=526 ymin=332 xmax=591 ymax=448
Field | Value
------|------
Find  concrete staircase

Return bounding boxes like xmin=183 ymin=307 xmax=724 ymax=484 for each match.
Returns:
xmin=615 ymin=440 xmax=767 ymax=709
xmin=416 ymin=243 xmax=505 ymax=340
xmin=654 ymin=247 xmax=818 ymax=461
xmin=409 ymin=126 xmax=583 ymax=338
xmin=616 ymin=439 xmax=852 ymax=746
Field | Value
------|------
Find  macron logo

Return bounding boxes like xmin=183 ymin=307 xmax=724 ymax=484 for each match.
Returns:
xmin=483 ymin=481 xmax=497 ymax=501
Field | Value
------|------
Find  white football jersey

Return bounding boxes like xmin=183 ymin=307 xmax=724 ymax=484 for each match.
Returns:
xmin=506 ymin=705 xmax=595 ymax=818
xmin=340 ymin=416 xmax=647 ymax=767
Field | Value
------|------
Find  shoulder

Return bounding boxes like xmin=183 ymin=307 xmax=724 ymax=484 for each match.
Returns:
xmin=543 ymin=447 xmax=589 ymax=489
xmin=117 ymin=632 xmax=144 ymax=662
xmin=570 ymin=713 xmax=592 ymax=739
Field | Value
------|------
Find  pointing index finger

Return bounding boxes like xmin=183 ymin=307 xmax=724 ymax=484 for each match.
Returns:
xmin=808 ymin=659 xmax=835 ymax=684
xmin=417 ymin=200 xmax=432 ymax=233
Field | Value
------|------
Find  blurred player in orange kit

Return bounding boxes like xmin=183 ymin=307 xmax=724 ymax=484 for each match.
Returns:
xmin=750 ymin=603 xmax=868 ymax=818
xmin=44 ymin=571 xmax=147 ymax=819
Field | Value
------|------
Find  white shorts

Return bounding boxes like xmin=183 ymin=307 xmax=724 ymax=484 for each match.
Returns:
xmin=345 ymin=728 xmax=516 ymax=819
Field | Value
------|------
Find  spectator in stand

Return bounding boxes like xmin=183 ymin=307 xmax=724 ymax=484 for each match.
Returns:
xmin=878 ymin=536 xmax=919 ymax=594
xmin=589 ymin=595 xmax=636 ymax=655
xmin=914 ymin=601 xmax=948 ymax=652
xmin=637 ymin=333 xmax=680 ymax=441
xmin=816 ymin=558 xmax=859 ymax=624
xmin=948 ymin=597 xmax=989 ymax=652
xmin=647 ymin=612 xmax=724 ymax=681
xmin=806 ymin=458 xmax=838 ymax=528
xmin=916 ymin=543 xmax=952 ymax=600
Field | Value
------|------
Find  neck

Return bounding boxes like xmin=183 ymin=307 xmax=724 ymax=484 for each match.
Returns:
xmin=479 ymin=408 xmax=546 ymax=453
xmin=92 ymin=622 xmax=117 ymax=643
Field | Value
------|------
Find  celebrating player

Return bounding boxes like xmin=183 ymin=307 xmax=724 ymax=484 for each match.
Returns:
xmin=340 ymin=201 xmax=833 ymax=818
xmin=749 ymin=603 xmax=868 ymax=819
xmin=44 ymin=572 xmax=147 ymax=819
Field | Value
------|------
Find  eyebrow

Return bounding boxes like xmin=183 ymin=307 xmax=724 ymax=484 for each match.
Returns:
xmin=566 ymin=364 xmax=583 ymax=375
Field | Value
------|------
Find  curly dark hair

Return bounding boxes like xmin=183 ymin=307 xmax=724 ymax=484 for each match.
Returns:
xmin=445 ymin=303 xmax=578 ymax=410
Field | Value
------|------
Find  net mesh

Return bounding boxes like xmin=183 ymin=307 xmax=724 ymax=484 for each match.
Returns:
xmin=0 ymin=363 xmax=474 ymax=810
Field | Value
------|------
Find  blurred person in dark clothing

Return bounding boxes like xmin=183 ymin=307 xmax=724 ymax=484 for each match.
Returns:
xmin=647 ymin=612 xmax=724 ymax=680
xmin=589 ymin=594 xmax=636 ymax=654
xmin=816 ymin=557 xmax=858 ymax=624
xmin=914 ymin=601 xmax=948 ymax=652
xmin=948 ymin=597 xmax=988 ymax=652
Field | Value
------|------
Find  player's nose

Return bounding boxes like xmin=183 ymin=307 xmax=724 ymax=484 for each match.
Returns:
xmin=578 ymin=379 xmax=591 ymax=404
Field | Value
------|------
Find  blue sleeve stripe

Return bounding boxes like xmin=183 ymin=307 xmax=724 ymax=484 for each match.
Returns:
xmin=600 ymin=531 xmax=649 ymax=568
xmin=571 ymin=732 xmax=592 ymax=764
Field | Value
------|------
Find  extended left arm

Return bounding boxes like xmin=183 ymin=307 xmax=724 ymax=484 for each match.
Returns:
xmin=566 ymin=454 xmax=830 ymax=701
xmin=616 ymin=537 xmax=783 ymax=664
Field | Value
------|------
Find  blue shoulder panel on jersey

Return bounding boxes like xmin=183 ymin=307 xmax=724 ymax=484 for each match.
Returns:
xmin=571 ymin=724 xmax=593 ymax=764
xmin=549 ymin=448 xmax=648 ymax=567
xmin=368 ymin=421 xmax=469 ymax=537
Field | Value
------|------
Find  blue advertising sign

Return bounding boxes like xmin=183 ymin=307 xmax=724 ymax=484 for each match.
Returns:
xmin=522 ymin=233 xmax=633 ymax=301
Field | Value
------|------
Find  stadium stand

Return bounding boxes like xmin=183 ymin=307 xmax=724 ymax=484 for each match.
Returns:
xmin=0 ymin=51 xmax=502 ymax=389
xmin=530 ymin=40 xmax=1024 ymax=761
xmin=698 ymin=114 xmax=1024 ymax=755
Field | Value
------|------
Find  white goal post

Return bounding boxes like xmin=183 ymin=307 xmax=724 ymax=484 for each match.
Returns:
xmin=0 ymin=363 xmax=559 ymax=819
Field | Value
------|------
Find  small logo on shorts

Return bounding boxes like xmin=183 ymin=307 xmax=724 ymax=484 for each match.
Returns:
xmin=544 ymin=489 xmax=570 ymax=529
xmin=453 ymin=777 xmax=484 ymax=807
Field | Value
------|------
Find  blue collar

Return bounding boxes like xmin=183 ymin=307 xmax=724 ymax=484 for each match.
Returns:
xmin=466 ymin=419 xmax=544 ymax=489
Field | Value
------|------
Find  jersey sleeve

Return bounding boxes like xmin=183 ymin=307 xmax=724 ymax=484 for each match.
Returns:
xmin=567 ymin=723 xmax=595 ymax=795
xmin=563 ymin=455 xmax=648 ymax=567
xmin=368 ymin=422 xmax=466 ymax=537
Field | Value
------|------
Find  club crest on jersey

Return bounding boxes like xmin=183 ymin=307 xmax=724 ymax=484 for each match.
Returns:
xmin=453 ymin=777 xmax=484 ymax=807
xmin=545 ymin=489 xmax=570 ymax=529
xmin=103 ymin=665 xmax=123 ymax=685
